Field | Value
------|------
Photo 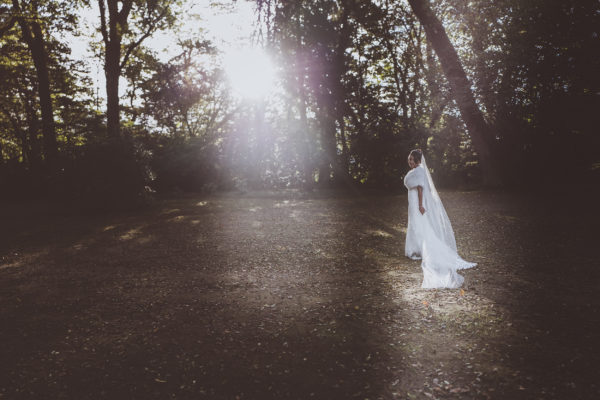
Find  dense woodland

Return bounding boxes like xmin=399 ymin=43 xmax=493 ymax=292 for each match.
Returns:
xmin=0 ymin=0 xmax=598 ymax=206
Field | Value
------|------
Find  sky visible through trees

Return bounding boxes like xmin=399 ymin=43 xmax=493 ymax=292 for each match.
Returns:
xmin=0 ymin=0 xmax=598 ymax=204
xmin=67 ymin=1 xmax=258 ymax=102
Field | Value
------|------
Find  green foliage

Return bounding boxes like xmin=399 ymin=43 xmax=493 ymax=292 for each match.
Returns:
xmin=427 ymin=115 xmax=481 ymax=188
xmin=1 ymin=0 xmax=598 ymax=201
xmin=63 ymin=139 xmax=149 ymax=209
xmin=442 ymin=0 xmax=600 ymax=186
xmin=149 ymin=136 xmax=222 ymax=192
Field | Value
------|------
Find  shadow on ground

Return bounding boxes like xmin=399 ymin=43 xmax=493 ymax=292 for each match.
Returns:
xmin=0 ymin=190 xmax=598 ymax=399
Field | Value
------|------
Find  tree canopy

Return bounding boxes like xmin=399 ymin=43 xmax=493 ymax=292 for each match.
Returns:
xmin=1 ymin=0 xmax=598 ymax=204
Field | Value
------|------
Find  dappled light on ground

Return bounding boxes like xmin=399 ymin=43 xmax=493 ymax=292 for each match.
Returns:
xmin=366 ymin=229 xmax=394 ymax=238
xmin=120 ymin=227 xmax=144 ymax=240
xmin=0 ymin=191 xmax=598 ymax=399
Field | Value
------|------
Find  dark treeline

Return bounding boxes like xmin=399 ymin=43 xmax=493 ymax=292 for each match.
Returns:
xmin=1 ymin=0 xmax=598 ymax=206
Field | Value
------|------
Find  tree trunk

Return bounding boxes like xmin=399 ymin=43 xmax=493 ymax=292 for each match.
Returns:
xmin=383 ymin=35 xmax=410 ymax=126
xmin=13 ymin=0 xmax=58 ymax=170
xmin=406 ymin=0 xmax=500 ymax=186
xmin=338 ymin=117 xmax=349 ymax=176
xmin=298 ymin=80 xmax=313 ymax=187
xmin=328 ymin=4 xmax=352 ymax=185
xmin=23 ymin=96 xmax=42 ymax=172
xmin=105 ymin=39 xmax=122 ymax=138
xmin=99 ymin=0 xmax=134 ymax=139
xmin=317 ymin=112 xmax=336 ymax=186
xmin=410 ymin=25 xmax=424 ymax=122
xmin=253 ymin=100 xmax=268 ymax=187
xmin=424 ymin=42 xmax=445 ymax=128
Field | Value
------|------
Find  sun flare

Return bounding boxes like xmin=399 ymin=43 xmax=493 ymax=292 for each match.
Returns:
xmin=223 ymin=47 xmax=276 ymax=99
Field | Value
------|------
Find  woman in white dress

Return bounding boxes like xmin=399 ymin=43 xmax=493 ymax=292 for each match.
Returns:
xmin=403 ymin=149 xmax=476 ymax=288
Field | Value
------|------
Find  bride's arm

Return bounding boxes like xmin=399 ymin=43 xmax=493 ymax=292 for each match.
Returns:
xmin=417 ymin=186 xmax=426 ymax=214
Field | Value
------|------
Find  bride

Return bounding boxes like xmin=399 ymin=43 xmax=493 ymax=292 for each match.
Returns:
xmin=403 ymin=149 xmax=476 ymax=288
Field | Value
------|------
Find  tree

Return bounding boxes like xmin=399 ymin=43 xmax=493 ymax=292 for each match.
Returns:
xmin=406 ymin=0 xmax=500 ymax=185
xmin=10 ymin=0 xmax=60 ymax=170
xmin=96 ymin=0 xmax=176 ymax=139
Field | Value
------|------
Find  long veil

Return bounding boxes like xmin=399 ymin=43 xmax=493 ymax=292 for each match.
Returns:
xmin=416 ymin=154 xmax=476 ymax=288
xmin=421 ymin=155 xmax=457 ymax=252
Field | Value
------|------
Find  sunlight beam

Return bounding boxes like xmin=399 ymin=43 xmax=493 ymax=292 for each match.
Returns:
xmin=223 ymin=47 xmax=276 ymax=99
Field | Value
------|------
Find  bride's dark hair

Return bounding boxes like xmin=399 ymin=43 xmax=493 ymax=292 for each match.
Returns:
xmin=410 ymin=149 xmax=423 ymax=163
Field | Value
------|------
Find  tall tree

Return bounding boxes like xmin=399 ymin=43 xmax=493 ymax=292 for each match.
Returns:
xmin=406 ymin=0 xmax=499 ymax=185
xmin=11 ymin=0 xmax=58 ymax=170
xmin=97 ymin=0 xmax=175 ymax=139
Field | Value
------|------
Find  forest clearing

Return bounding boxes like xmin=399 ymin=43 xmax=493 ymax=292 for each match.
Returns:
xmin=1 ymin=190 xmax=598 ymax=399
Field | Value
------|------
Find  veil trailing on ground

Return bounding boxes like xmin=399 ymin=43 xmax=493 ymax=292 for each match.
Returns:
xmin=404 ymin=153 xmax=476 ymax=288
xmin=420 ymin=155 xmax=457 ymax=253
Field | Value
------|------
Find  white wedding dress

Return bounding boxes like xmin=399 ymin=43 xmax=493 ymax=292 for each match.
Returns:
xmin=404 ymin=156 xmax=476 ymax=288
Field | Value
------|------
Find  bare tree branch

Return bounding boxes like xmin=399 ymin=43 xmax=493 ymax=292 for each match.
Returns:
xmin=119 ymin=4 xmax=170 ymax=70
xmin=119 ymin=27 xmax=152 ymax=70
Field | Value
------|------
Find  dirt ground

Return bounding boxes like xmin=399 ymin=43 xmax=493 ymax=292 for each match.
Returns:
xmin=0 ymin=190 xmax=598 ymax=399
